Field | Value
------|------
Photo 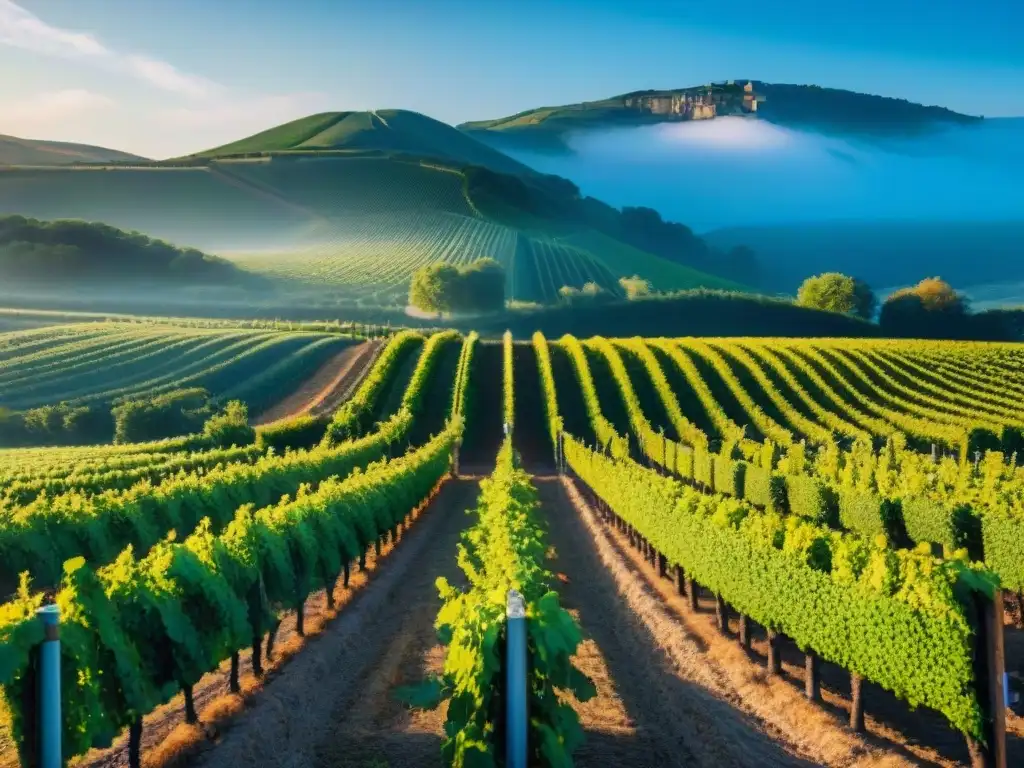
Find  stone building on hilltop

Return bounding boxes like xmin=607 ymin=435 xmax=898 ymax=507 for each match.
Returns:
xmin=623 ymin=81 xmax=763 ymax=121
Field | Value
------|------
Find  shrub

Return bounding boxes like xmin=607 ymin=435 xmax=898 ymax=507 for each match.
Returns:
xmin=202 ymin=401 xmax=256 ymax=448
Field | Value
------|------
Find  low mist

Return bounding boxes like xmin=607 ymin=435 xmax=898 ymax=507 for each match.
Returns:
xmin=511 ymin=117 xmax=1024 ymax=233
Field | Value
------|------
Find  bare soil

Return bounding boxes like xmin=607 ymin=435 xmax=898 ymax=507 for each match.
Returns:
xmin=66 ymin=477 xmax=478 ymax=768
xmin=254 ymin=339 xmax=380 ymax=425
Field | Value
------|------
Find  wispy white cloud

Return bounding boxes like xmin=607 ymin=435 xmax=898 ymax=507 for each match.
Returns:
xmin=1 ymin=89 xmax=114 ymax=131
xmin=0 ymin=0 xmax=218 ymax=98
xmin=125 ymin=54 xmax=220 ymax=100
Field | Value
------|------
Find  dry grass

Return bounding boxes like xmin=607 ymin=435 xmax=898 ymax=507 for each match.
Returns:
xmin=561 ymin=477 xmax=923 ymax=768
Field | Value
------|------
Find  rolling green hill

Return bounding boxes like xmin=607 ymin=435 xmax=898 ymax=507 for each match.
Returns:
xmin=185 ymin=109 xmax=534 ymax=176
xmin=0 ymin=133 xmax=148 ymax=166
xmin=0 ymin=111 xmax=749 ymax=306
xmin=459 ymin=81 xmax=982 ymax=153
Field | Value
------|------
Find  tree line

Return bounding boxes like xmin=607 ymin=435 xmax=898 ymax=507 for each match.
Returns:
xmin=795 ymin=272 xmax=989 ymax=338
xmin=0 ymin=215 xmax=242 ymax=284
xmin=0 ymin=389 xmax=252 ymax=448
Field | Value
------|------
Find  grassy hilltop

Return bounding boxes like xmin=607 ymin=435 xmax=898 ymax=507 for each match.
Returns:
xmin=0 ymin=133 xmax=149 ymax=166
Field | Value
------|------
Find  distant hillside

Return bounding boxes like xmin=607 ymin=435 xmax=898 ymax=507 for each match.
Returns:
xmin=0 ymin=134 xmax=148 ymax=166
xmin=0 ymin=215 xmax=246 ymax=286
xmin=183 ymin=109 xmax=534 ymax=176
xmin=704 ymin=220 xmax=1024 ymax=295
xmin=459 ymin=81 xmax=982 ymax=153
xmin=0 ymin=109 xmax=750 ymax=305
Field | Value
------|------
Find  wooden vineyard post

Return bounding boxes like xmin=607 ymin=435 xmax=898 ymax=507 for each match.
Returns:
xmin=685 ymin=577 xmax=698 ymax=612
xmin=738 ymin=614 xmax=750 ymax=649
xmin=965 ymin=588 xmax=1007 ymax=768
xmin=674 ymin=565 xmax=685 ymax=595
xmin=850 ymin=673 xmax=865 ymax=732
xmin=766 ymin=630 xmax=781 ymax=677
xmin=714 ymin=595 xmax=728 ymax=635
xmin=805 ymin=652 xmax=820 ymax=701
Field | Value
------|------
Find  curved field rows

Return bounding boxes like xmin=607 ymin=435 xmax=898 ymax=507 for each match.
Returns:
xmin=0 ymin=324 xmax=353 ymax=409
xmin=254 ymin=339 xmax=382 ymax=425
xmin=230 ymin=211 xmax=519 ymax=301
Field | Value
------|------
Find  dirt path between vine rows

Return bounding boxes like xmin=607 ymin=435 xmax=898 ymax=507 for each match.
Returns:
xmin=536 ymin=477 xmax=817 ymax=768
xmin=65 ymin=477 xmax=477 ymax=768
xmin=187 ymin=477 xmax=480 ymax=768
xmin=254 ymin=339 xmax=380 ymax=425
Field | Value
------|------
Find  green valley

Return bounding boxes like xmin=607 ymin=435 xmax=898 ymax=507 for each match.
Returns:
xmin=0 ymin=110 xmax=750 ymax=307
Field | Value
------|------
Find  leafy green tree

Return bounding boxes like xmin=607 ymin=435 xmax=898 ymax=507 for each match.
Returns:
xmin=796 ymin=272 xmax=875 ymax=319
xmin=408 ymin=259 xmax=506 ymax=315
xmin=879 ymin=277 xmax=969 ymax=338
xmin=409 ymin=263 xmax=460 ymax=314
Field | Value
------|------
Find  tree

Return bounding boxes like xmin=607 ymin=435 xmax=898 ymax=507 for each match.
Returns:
xmin=408 ymin=263 xmax=460 ymax=315
xmin=796 ymin=272 xmax=875 ymax=320
xmin=408 ymin=259 xmax=506 ymax=315
xmin=879 ymin=277 xmax=969 ymax=338
xmin=619 ymin=275 xmax=652 ymax=300
xmin=558 ymin=282 xmax=613 ymax=306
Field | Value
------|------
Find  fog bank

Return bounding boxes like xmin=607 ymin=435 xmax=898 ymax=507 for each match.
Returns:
xmin=510 ymin=117 xmax=1024 ymax=233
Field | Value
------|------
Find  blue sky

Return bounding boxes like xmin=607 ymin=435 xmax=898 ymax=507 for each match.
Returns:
xmin=2 ymin=0 xmax=1021 ymax=158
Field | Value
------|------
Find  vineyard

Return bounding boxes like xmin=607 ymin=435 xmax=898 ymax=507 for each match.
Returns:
xmin=0 ymin=323 xmax=355 ymax=412
xmin=0 ymin=329 xmax=1022 ymax=767
xmin=0 ymin=158 xmax=741 ymax=306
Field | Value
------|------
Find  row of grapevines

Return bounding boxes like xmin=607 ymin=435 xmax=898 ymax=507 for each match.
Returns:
xmin=647 ymin=340 xmax=749 ymax=448
xmin=0 ymin=435 xmax=218 ymax=484
xmin=615 ymin=339 xmax=708 ymax=450
xmin=726 ymin=342 xmax=869 ymax=442
xmin=843 ymin=347 xmax=1020 ymax=425
xmin=817 ymin=345 xmax=1008 ymax=433
xmin=532 ymin=332 xmax=563 ymax=447
xmin=564 ymin=436 xmax=995 ymax=742
xmin=503 ymin=331 xmax=515 ymax=428
xmin=783 ymin=345 xmax=973 ymax=451
xmin=419 ymin=437 xmax=593 ymax=766
xmin=0 ymin=442 xmax=264 ymax=506
xmin=323 ymin=330 xmax=425 ymax=443
xmin=0 ymin=424 xmax=460 ymax=765
xmin=558 ymin=336 xmax=629 ymax=458
xmin=679 ymin=340 xmax=795 ymax=446
xmin=882 ymin=346 xmax=1024 ymax=411
xmin=451 ymin=332 xmax=479 ymax=421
